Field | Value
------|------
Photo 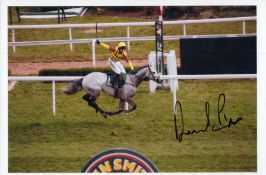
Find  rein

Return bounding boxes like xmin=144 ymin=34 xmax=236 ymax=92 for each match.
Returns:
xmin=125 ymin=65 xmax=157 ymax=87
xmin=133 ymin=65 xmax=155 ymax=80
xmin=146 ymin=65 xmax=157 ymax=81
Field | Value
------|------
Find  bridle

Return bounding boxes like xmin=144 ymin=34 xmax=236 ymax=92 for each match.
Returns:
xmin=126 ymin=65 xmax=160 ymax=87
xmin=146 ymin=65 xmax=160 ymax=82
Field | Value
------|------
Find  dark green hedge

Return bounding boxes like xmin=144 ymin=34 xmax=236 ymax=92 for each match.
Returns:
xmin=38 ymin=66 xmax=144 ymax=76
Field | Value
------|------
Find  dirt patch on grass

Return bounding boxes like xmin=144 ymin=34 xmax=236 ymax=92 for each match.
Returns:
xmin=9 ymin=60 xmax=148 ymax=75
xmin=9 ymin=58 xmax=180 ymax=75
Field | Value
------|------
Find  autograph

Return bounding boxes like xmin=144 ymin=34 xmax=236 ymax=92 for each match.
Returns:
xmin=174 ymin=93 xmax=242 ymax=142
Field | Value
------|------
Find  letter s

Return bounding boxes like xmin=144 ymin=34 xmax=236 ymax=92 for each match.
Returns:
xmin=114 ymin=158 xmax=122 ymax=171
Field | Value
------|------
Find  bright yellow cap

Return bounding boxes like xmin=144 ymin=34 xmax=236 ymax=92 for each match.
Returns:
xmin=117 ymin=42 xmax=126 ymax=48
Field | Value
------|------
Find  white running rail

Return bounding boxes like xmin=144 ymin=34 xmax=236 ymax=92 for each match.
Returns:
xmin=8 ymin=74 xmax=257 ymax=116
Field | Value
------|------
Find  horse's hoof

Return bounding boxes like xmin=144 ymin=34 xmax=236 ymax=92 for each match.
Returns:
xmin=100 ymin=111 xmax=107 ymax=118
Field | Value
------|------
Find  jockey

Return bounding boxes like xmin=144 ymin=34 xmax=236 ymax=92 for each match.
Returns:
xmin=96 ymin=40 xmax=134 ymax=96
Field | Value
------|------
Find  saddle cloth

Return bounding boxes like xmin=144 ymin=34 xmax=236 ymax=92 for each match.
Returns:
xmin=106 ymin=73 xmax=127 ymax=88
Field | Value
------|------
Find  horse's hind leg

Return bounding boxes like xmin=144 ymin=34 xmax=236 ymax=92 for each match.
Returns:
xmin=82 ymin=94 xmax=95 ymax=103
xmin=82 ymin=93 xmax=101 ymax=113
xmin=82 ymin=93 xmax=108 ymax=118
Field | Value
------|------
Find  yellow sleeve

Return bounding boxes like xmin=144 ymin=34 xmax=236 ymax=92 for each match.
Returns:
xmin=100 ymin=42 xmax=109 ymax=50
xmin=128 ymin=60 xmax=134 ymax=70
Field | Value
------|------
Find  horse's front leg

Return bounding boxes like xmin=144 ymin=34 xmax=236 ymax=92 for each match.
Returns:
xmin=125 ymin=97 xmax=137 ymax=114
xmin=96 ymin=98 xmax=124 ymax=117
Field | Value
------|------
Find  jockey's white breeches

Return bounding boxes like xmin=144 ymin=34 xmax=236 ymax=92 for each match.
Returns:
xmin=108 ymin=58 xmax=126 ymax=74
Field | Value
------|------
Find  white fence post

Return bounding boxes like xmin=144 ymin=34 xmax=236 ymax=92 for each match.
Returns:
xmin=127 ymin=26 xmax=130 ymax=51
xmin=171 ymin=50 xmax=178 ymax=91
xmin=12 ymin=29 xmax=16 ymax=53
xmin=92 ymin=39 xmax=96 ymax=67
xmin=183 ymin=24 xmax=187 ymax=36
xmin=148 ymin=51 xmax=157 ymax=93
xmin=242 ymin=21 xmax=246 ymax=34
xmin=52 ymin=81 xmax=56 ymax=116
xmin=173 ymin=79 xmax=177 ymax=114
xmin=167 ymin=50 xmax=178 ymax=93
xmin=69 ymin=27 xmax=73 ymax=52
xmin=125 ymin=102 xmax=129 ymax=114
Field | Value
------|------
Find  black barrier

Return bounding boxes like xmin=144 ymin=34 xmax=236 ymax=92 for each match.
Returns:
xmin=179 ymin=36 xmax=256 ymax=74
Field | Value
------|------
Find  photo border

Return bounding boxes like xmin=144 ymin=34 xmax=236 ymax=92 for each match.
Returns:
xmin=1 ymin=0 xmax=265 ymax=175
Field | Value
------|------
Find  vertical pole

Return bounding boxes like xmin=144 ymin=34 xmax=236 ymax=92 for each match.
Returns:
xmin=9 ymin=7 xmax=12 ymax=25
xmin=155 ymin=6 xmax=164 ymax=75
xmin=57 ymin=8 xmax=60 ymax=24
xmin=92 ymin=39 xmax=96 ymax=67
xmin=127 ymin=26 xmax=130 ymax=51
xmin=242 ymin=21 xmax=246 ymax=34
xmin=12 ymin=29 xmax=16 ymax=53
xmin=170 ymin=50 xmax=178 ymax=91
xmin=16 ymin=7 xmax=21 ymax=23
xmin=125 ymin=102 xmax=129 ymax=115
xmin=173 ymin=80 xmax=177 ymax=114
xmin=149 ymin=51 xmax=157 ymax=93
xmin=69 ymin=28 xmax=73 ymax=52
xmin=52 ymin=81 xmax=56 ymax=116
xmin=62 ymin=7 xmax=66 ymax=21
xmin=159 ymin=6 xmax=164 ymax=75
xmin=96 ymin=23 xmax=98 ymax=39
xmin=183 ymin=24 xmax=187 ymax=36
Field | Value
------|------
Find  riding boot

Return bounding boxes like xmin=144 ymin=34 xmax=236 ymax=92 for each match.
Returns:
xmin=114 ymin=73 xmax=120 ymax=98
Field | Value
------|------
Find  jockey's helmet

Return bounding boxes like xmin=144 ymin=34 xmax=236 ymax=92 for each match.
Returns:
xmin=117 ymin=42 xmax=126 ymax=49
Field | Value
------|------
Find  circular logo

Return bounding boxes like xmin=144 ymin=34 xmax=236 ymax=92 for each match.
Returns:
xmin=81 ymin=148 xmax=158 ymax=173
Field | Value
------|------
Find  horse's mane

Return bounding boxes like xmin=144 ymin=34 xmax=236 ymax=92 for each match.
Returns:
xmin=129 ymin=65 xmax=149 ymax=75
xmin=104 ymin=65 xmax=149 ymax=76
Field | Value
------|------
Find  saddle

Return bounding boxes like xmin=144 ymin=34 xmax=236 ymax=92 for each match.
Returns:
xmin=106 ymin=73 xmax=127 ymax=88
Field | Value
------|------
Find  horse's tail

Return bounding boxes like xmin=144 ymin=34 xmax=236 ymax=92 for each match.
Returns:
xmin=62 ymin=78 xmax=83 ymax=95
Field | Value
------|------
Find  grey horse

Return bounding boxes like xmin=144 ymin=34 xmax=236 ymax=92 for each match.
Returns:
xmin=62 ymin=65 xmax=161 ymax=118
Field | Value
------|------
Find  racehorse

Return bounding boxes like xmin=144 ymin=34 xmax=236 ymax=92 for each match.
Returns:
xmin=62 ymin=65 xmax=161 ymax=118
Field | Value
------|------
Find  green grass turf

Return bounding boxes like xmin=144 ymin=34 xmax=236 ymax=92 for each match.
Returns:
xmin=8 ymin=80 xmax=256 ymax=172
xmin=8 ymin=14 xmax=256 ymax=63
